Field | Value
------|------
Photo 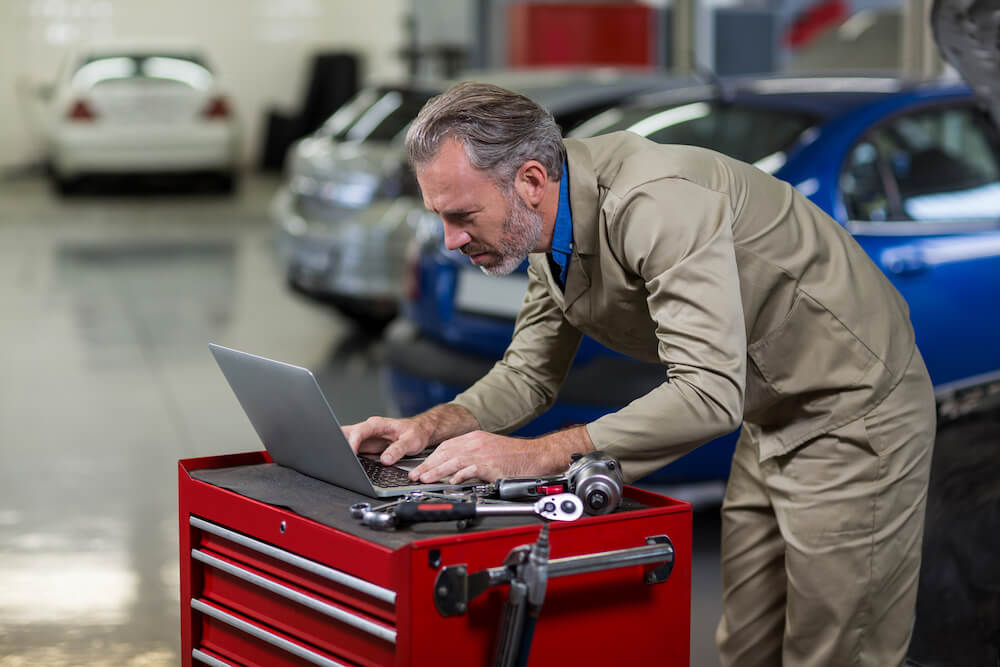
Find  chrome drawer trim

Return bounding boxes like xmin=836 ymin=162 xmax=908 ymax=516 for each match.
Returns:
xmin=191 ymin=515 xmax=395 ymax=604
xmin=192 ymin=598 xmax=347 ymax=667
xmin=192 ymin=648 xmax=237 ymax=667
xmin=194 ymin=548 xmax=396 ymax=644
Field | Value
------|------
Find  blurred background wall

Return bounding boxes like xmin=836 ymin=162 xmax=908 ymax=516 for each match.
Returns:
xmin=3 ymin=0 xmax=408 ymax=171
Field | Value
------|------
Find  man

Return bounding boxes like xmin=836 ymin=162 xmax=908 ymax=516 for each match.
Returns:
xmin=344 ymin=82 xmax=936 ymax=666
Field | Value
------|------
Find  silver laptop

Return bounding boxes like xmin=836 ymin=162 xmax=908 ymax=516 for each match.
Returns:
xmin=209 ymin=343 xmax=480 ymax=498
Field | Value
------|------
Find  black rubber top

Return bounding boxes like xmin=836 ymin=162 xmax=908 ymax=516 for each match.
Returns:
xmin=191 ymin=463 xmax=544 ymax=549
xmin=190 ymin=463 xmax=647 ymax=550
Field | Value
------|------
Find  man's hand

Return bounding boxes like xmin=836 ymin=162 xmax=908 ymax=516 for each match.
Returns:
xmin=343 ymin=416 xmax=433 ymax=464
xmin=342 ymin=403 xmax=481 ymax=465
xmin=409 ymin=425 xmax=596 ymax=484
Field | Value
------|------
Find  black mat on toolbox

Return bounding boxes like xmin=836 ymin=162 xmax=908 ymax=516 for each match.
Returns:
xmin=191 ymin=463 xmax=647 ymax=550
xmin=192 ymin=463 xmax=540 ymax=549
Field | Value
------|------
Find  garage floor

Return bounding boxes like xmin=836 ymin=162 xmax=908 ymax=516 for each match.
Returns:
xmin=0 ymin=171 xmax=726 ymax=666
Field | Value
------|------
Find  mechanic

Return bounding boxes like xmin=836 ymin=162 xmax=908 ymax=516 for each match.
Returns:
xmin=343 ymin=82 xmax=936 ymax=666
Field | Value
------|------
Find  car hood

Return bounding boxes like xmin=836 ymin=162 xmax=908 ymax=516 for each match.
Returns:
xmin=290 ymin=136 xmax=406 ymax=183
xmin=931 ymin=0 xmax=1000 ymax=125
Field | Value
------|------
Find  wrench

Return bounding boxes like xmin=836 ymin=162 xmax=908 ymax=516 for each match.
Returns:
xmin=349 ymin=499 xmax=405 ymax=529
xmin=394 ymin=493 xmax=584 ymax=526
xmin=350 ymin=490 xmax=485 ymax=529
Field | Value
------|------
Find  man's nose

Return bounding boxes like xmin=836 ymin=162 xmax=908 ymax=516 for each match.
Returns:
xmin=442 ymin=222 xmax=471 ymax=251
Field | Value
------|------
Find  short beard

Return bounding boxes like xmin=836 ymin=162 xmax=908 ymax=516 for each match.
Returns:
xmin=478 ymin=189 xmax=543 ymax=276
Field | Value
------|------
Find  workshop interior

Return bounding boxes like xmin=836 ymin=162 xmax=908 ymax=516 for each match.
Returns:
xmin=1 ymin=0 xmax=998 ymax=665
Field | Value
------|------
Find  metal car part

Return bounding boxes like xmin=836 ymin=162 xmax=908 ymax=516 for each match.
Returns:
xmin=931 ymin=0 xmax=1000 ymax=125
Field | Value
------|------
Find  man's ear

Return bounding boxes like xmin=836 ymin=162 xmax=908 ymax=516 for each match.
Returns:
xmin=514 ymin=160 xmax=549 ymax=207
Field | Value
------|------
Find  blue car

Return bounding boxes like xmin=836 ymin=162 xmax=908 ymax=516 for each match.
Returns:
xmin=385 ymin=74 xmax=1000 ymax=484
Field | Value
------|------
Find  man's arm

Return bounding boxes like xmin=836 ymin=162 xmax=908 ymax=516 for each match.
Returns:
xmin=587 ymin=177 xmax=747 ymax=481
xmin=448 ymin=260 xmax=584 ymax=433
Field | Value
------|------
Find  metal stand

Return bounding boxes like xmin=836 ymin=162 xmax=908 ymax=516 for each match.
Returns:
xmin=493 ymin=525 xmax=550 ymax=667
xmin=433 ymin=529 xmax=675 ymax=666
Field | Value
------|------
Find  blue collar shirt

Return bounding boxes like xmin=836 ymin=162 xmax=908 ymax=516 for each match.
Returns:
xmin=548 ymin=162 xmax=573 ymax=291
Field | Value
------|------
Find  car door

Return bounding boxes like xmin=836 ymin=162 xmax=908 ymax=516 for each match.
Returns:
xmin=840 ymin=102 xmax=1000 ymax=412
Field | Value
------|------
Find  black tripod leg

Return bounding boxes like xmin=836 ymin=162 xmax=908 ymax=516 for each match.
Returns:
xmin=494 ymin=580 xmax=528 ymax=667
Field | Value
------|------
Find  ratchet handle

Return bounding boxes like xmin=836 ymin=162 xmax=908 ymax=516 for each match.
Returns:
xmin=395 ymin=501 xmax=478 ymax=524
xmin=496 ymin=477 xmax=568 ymax=500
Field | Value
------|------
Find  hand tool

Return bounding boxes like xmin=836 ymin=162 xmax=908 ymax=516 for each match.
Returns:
xmin=394 ymin=492 xmax=583 ymax=526
xmin=481 ymin=451 xmax=625 ymax=515
xmin=565 ymin=451 xmax=624 ymax=515
xmin=350 ymin=489 xmax=482 ymax=529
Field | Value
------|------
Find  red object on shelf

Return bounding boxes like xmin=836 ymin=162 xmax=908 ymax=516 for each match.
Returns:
xmin=508 ymin=3 xmax=655 ymax=67
xmin=179 ymin=451 xmax=692 ymax=666
xmin=784 ymin=0 xmax=849 ymax=49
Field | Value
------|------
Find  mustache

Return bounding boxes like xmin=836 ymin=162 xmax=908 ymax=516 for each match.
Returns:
xmin=460 ymin=243 xmax=491 ymax=256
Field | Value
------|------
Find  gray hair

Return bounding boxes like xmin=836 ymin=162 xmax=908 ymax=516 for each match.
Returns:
xmin=405 ymin=81 xmax=566 ymax=188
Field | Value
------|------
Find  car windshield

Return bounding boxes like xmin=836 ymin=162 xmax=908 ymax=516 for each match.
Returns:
xmin=571 ymin=101 xmax=818 ymax=168
xmin=329 ymin=88 xmax=433 ymax=143
xmin=73 ymin=54 xmax=213 ymax=90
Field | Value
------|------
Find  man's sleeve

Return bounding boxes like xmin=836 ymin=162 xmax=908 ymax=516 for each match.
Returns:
xmin=450 ymin=262 xmax=583 ymax=434
xmin=588 ymin=177 xmax=746 ymax=482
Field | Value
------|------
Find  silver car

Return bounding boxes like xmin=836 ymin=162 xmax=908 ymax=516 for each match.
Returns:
xmin=271 ymin=69 xmax=689 ymax=330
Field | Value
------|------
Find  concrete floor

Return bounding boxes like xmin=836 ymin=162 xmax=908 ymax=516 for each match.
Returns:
xmin=0 ymin=172 xmax=724 ymax=666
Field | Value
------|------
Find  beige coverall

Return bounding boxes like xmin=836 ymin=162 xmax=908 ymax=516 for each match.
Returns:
xmin=452 ymin=132 xmax=936 ymax=665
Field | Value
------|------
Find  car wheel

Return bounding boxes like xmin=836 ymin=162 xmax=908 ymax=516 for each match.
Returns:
xmin=52 ymin=173 xmax=79 ymax=196
xmin=907 ymin=410 xmax=1000 ymax=666
xmin=285 ymin=279 xmax=397 ymax=334
xmin=216 ymin=171 xmax=238 ymax=195
xmin=331 ymin=296 xmax=397 ymax=334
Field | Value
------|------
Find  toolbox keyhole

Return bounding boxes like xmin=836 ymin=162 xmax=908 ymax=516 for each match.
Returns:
xmin=279 ymin=520 xmax=287 ymax=534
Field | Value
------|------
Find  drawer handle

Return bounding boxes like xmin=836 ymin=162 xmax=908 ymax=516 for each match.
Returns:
xmin=191 ymin=515 xmax=395 ymax=604
xmin=192 ymin=648 xmax=238 ymax=667
xmin=192 ymin=598 xmax=348 ymax=667
xmin=435 ymin=535 xmax=675 ymax=616
xmin=194 ymin=549 xmax=396 ymax=644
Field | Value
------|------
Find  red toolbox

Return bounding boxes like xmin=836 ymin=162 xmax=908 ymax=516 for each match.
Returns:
xmin=179 ymin=452 xmax=692 ymax=667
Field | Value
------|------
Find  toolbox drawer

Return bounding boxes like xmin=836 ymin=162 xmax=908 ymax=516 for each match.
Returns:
xmin=190 ymin=516 xmax=395 ymax=667
xmin=194 ymin=598 xmax=359 ymax=667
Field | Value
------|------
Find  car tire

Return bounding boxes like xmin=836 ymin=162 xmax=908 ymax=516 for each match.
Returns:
xmin=52 ymin=173 xmax=79 ymax=197
xmin=285 ymin=278 xmax=397 ymax=334
xmin=907 ymin=410 xmax=1000 ymax=666
xmin=325 ymin=295 xmax=394 ymax=334
xmin=216 ymin=171 xmax=238 ymax=195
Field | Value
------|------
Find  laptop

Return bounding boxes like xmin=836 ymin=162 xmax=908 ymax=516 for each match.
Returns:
xmin=209 ymin=343 xmax=481 ymax=498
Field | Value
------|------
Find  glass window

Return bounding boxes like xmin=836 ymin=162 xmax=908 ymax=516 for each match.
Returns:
xmin=75 ymin=54 xmax=212 ymax=89
xmin=570 ymin=102 xmax=817 ymax=166
xmin=842 ymin=106 xmax=1000 ymax=222
xmin=330 ymin=88 xmax=433 ymax=143
xmin=841 ymin=140 xmax=893 ymax=221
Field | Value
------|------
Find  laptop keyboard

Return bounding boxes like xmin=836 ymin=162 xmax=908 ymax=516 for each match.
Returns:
xmin=358 ymin=456 xmax=415 ymax=488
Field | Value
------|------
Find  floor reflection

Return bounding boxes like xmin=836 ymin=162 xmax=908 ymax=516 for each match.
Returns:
xmin=0 ymin=174 xmax=351 ymax=665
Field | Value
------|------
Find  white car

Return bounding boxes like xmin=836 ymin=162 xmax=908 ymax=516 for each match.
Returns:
xmin=46 ymin=44 xmax=240 ymax=193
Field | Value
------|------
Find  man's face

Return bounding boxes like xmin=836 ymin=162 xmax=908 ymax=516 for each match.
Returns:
xmin=416 ymin=138 xmax=542 ymax=276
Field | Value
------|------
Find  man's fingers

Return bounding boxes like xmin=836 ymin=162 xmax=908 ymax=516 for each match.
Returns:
xmin=345 ymin=417 xmax=400 ymax=452
xmin=449 ymin=464 xmax=481 ymax=484
xmin=417 ymin=454 xmax=466 ymax=483
xmin=380 ymin=443 xmax=406 ymax=465
xmin=357 ymin=438 xmax=389 ymax=454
